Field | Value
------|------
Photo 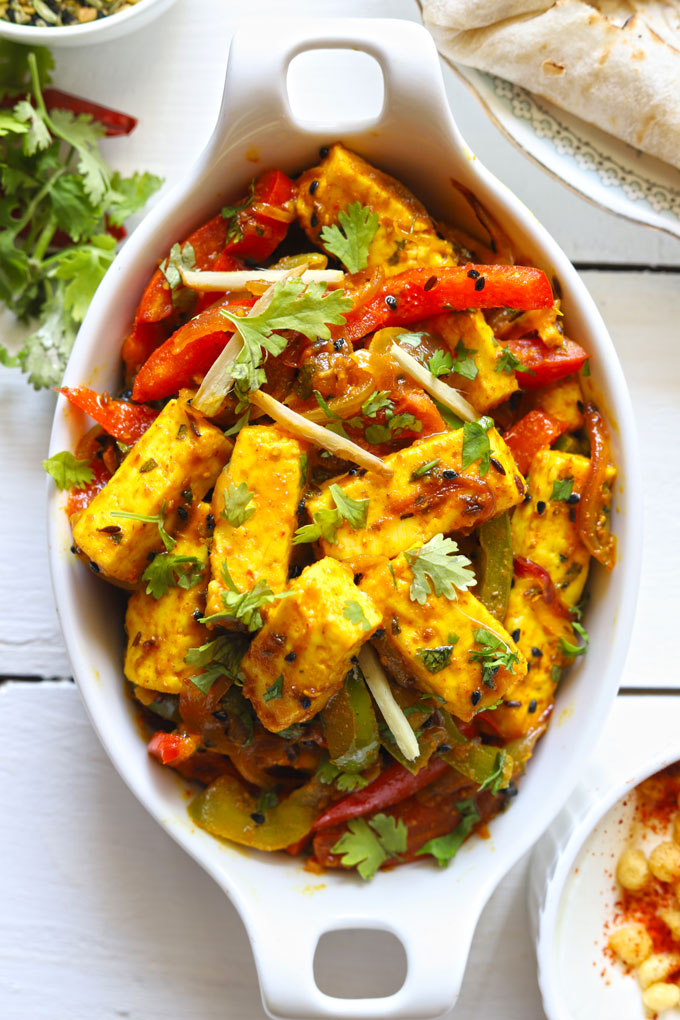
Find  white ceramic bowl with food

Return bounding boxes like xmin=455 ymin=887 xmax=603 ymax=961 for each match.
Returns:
xmin=47 ymin=18 xmax=642 ymax=1020
xmin=530 ymin=745 xmax=680 ymax=1020
xmin=0 ymin=0 xmax=178 ymax=46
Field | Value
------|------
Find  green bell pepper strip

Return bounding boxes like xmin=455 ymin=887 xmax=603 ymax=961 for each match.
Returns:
xmin=188 ymin=773 xmax=332 ymax=851
xmin=439 ymin=711 xmax=514 ymax=789
xmin=321 ymin=665 xmax=380 ymax=773
xmin=476 ymin=512 xmax=513 ymax=622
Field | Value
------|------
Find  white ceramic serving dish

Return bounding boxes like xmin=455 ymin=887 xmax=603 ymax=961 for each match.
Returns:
xmin=0 ymin=0 xmax=178 ymax=46
xmin=47 ymin=18 xmax=642 ymax=1020
xmin=530 ymin=744 xmax=680 ymax=1020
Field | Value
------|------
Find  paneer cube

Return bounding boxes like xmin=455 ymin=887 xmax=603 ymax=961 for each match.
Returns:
xmin=296 ymin=143 xmax=458 ymax=276
xmin=360 ymin=556 xmax=527 ymax=723
xmin=72 ymin=399 xmax=231 ymax=586
xmin=306 ymin=428 xmax=524 ymax=566
xmin=124 ymin=503 xmax=212 ymax=695
xmin=511 ymin=449 xmax=616 ymax=607
xmin=479 ymin=574 xmax=574 ymax=741
xmin=241 ymin=558 xmax=382 ymax=732
xmin=419 ymin=311 xmax=519 ymax=412
xmin=205 ymin=425 xmax=306 ymax=624
xmin=530 ymin=375 xmax=585 ymax=431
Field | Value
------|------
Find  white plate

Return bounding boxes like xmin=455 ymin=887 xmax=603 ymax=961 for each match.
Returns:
xmin=453 ymin=64 xmax=680 ymax=242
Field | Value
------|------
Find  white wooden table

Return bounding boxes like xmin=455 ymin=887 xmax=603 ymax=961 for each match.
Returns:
xmin=2 ymin=2 xmax=680 ymax=1018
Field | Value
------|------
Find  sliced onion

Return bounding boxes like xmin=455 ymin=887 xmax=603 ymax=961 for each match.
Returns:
xmin=249 ymin=390 xmax=393 ymax=477
xmin=296 ymin=377 xmax=376 ymax=425
xmin=180 ymin=268 xmax=344 ymax=292
xmin=359 ymin=646 xmax=419 ymax=762
xmin=390 ymin=342 xmax=477 ymax=422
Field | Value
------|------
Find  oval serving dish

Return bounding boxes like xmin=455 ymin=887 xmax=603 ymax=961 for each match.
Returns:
xmin=47 ymin=19 xmax=642 ymax=1020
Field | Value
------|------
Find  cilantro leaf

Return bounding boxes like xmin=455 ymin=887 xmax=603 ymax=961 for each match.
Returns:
xmin=462 ymin=416 xmax=494 ymax=475
xmin=160 ymin=241 xmax=195 ymax=294
xmin=468 ymin=628 xmax=519 ymax=688
xmin=559 ymin=620 xmax=589 ymax=657
xmin=417 ymin=798 xmax=480 ymax=867
xmin=222 ymin=279 xmax=352 ymax=397
xmin=331 ymin=813 xmax=407 ymax=880
xmin=222 ymin=481 xmax=256 ymax=527
xmin=200 ymin=561 xmax=290 ymax=632
xmin=51 ymin=233 xmax=116 ymax=320
xmin=107 ymin=171 xmax=163 ymax=228
xmin=185 ymin=633 xmax=249 ymax=694
xmin=221 ymin=178 xmax=255 ymax=242
xmin=343 ymin=600 xmax=372 ymax=632
xmin=320 ymin=201 xmax=379 ymax=274
xmin=417 ymin=645 xmax=454 ymax=674
xmin=410 ymin=458 xmax=439 ymax=481
xmin=141 ymin=552 xmax=205 ymax=599
xmin=15 ymin=282 xmax=78 ymax=389
xmin=42 ymin=450 xmax=93 ymax=490
xmin=495 ymin=346 xmax=524 ymax=375
xmin=428 ymin=349 xmax=453 ymax=378
xmin=396 ymin=331 xmax=429 ymax=348
xmin=48 ymin=107 xmax=108 ymax=204
xmin=551 ymin=477 xmax=574 ymax=502
xmin=316 ymin=760 xmax=370 ymax=791
xmin=404 ymin=533 xmax=476 ymax=604
xmin=293 ymin=484 xmax=369 ymax=545
xmin=110 ymin=503 xmax=176 ymax=552
xmin=329 ymin=484 xmax=369 ymax=529
xmin=14 ymin=99 xmax=50 ymax=155
xmin=453 ymin=340 xmax=478 ymax=381
xmin=477 ymin=750 xmax=509 ymax=794
xmin=361 ymin=390 xmax=393 ymax=418
xmin=264 ymin=675 xmax=284 ymax=701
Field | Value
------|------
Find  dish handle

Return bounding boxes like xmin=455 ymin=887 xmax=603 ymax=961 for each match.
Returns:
xmin=211 ymin=17 xmax=455 ymax=148
xmin=242 ymin=885 xmax=488 ymax=1020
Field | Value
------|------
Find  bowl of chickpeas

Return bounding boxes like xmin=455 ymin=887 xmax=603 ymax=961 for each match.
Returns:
xmin=530 ymin=753 xmax=680 ymax=1020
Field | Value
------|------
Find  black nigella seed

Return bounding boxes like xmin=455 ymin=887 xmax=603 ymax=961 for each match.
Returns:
xmin=567 ymin=492 xmax=581 ymax=505
xmin=319 ymin=146 xmax=329 ymax=157
xmin=470 ymin=691 xmax=482 ymax=706
xmin=181 ymin=488 xmax=193 ymax=503
xmin=505 ymin=700 xmax=522 ymax=709
xmin=70 ymin=545 xmax=76 ymax=555
xmin=577 ymin=400 xmax=585 ymax=413
xmin=333 ymin=339 xmax=344 ymax=351
xmin=300 ymin=696 xmax=312 ymax=710
xmin=350 ymin=655 xmax=359 ymax=665
xmin=524 ymin=491 xmax=532 ymax=503
xmin=511 ymin=629 xmax=521 ymax=642
xmin=347 ymin=466 xmax=359 ymax=476
xmin=489 ymin=457 xmax=506 ymax=476
xmin=424 ymin=275 xmax=438 ymax=292
xmin=284 ymin=651 xmax=297 ymax=662
xmin=206 ymin=513 xmax=215 ymax=531
xmin=288 ymin=564 xmax=303 ymax=579
xmin=442 ymin=469 xmax=458 ymax=480
xmin=536 ymin=500 xmax=546 ymax=515
xmin=212 ymin=710 xmax=228 ymax=722
xmin=532 ymin=647 xmax=543 ymax=658
xmin=439 ymin=744 xmax=451 ymax=753
xmin=309 ymin=180 xmax=319 ymax=195
xmin=353 ymin=573 xmax=363 ymax=585
xmin=467 ymin=268 xmax=480 ymax=279
xmin=569 ymin=507 xmax=577 ymax=522
xmin=528 ymin=699 xmax=538 ymax=714
xmin=310 ymin=213 xmax=318 ymax=228
xmin=177 ymin=506 xmax=188 ymax=521
xmin=385 ymin=295 xmax=398 ymax=310
xmin=250 ymin=812 xmax=266 ymax=825
xmin=193 ymin=609 xmax=202 ymax=621
xmin=297 ymin=499 xmax=306 ymax=515
xmin=89 ymin=561 xmax=100 ymax=573
xmin=374 ymin=627 xmax=386 ymax=639
xmin=147 ymin=551 xmax=157 ymax=562
xmin=474 ymin=277 xmax=486 ymax=292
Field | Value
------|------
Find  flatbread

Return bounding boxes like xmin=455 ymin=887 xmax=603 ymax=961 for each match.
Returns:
xmin=422 ymin=0 xmax=680 ymax=169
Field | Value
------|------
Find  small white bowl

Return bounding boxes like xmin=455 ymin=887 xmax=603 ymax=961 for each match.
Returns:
xmin=47 ymin=17 xmax=642 ymax=1020
xmin=531 ymin=748 xmax=680 ymax=1020
xmin=0 ymin=0 xmax=178 ymax=46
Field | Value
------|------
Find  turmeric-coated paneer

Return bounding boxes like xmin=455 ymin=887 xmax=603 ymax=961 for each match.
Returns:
xmin=419 ymin=311 xmax=519 ymax=412
xmin=479 ymin=574 xmax=575 ymax=741
xmin=530 ymin=375 xmax=585 ymax=431
xmin=360 ymin=555 xmax=527 ymax=723
xmin=296 ymin=144 xmax=458 ymax=276
xmin=124 ymin=503 xmax=212 ymax=695
xmin=241 ymin=558 xmax=382 ymax=732
xmin=206 ymin=425 xmax=306 ymax=624
xmin=512 ymin=449 xmax=616 ymax=607
xmin=307 ymin=428 xmax=524 ymax=566
xmin=72 ymin=399 xmax=231 ymax=586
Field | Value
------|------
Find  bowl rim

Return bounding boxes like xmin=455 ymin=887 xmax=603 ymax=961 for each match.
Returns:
xmin=0 ymin=0 xmax=175 ymax=44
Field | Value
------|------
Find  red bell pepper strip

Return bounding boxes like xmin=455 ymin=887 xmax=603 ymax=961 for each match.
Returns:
xmin=66 ymin=458 xmax=111 ymax=518
xmin=312 ymin=756 xmax=449 ymax=831
xmin=42 ymin=88 xmax=137 ymax=135
xmin=148 ymin=732 xmax=197 ymax=766
xmin=60 ymin=386 xmax=158 ymax=444
xmin=131 ymin=297 xmax=254 ymax=403
xmin=224 ymin=169 xmax=296 ymax=262
xmin=505 ymin=336 xmax=588 ymax=389
xmin=503 ymin=409 xmax=568 ymax=475
xmin=121 ymin=321 xmax=168 ymax=378
xmin=513 ymin=556 xmax=572 ymax=619
xmin=342 ymin=265 xmax=554 ymax=343
xmin=577 ymin=403 xmax=616 ymax=570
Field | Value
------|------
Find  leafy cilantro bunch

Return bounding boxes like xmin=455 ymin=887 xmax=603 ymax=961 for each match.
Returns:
xmin=0 ymin=42 xmax=162 ymax=388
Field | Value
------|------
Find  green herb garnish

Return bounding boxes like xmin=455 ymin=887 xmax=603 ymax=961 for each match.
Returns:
xmin=404 ymin=533 xmax=476 ymax=604
xmin=42 ymin=450 xmax=93 ymax=489
xmin=141 ymin=552 xmax=205 ymax=599
xmin=319 ymin=201 xmax=379 ymax=274
xmin=331 ymin=813 xmax=407 ymax=880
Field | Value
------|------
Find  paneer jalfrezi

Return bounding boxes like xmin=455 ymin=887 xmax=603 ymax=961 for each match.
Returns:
xmin=49 ymin=144 xmax=617 ymax=879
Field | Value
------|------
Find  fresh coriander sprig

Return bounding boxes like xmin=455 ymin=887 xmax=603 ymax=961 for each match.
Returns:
xmin=416 ymin=798 xmax=480 ymax=867
xmin=461 ymin=416 xmax=494 ymax=474
xmin=222 ymin=481 xmax=256 ymax=527
xmin=110 ymin=503 xmax=176 ymax=551
xmin=320 ymin=201 xmax=379 ymax=274
xmin=141 ymin=552 xmax=205 ymax=600
xmin=200 ymin=561 xmax=290 ymax=632
xmin=404 ymin=533 xmax=476 ymax=604
xmin=331 ymin=813 xmax=407 ymax=880
xmin=185 ymin=633 xmax=249 ymax=695
xmin=468 ymin=628 xmax=519 ymax=688
xmin=42 ymin=450 xmax=93 ymax=490
xmin=293 ymin=484 xmax=369 ymax=545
